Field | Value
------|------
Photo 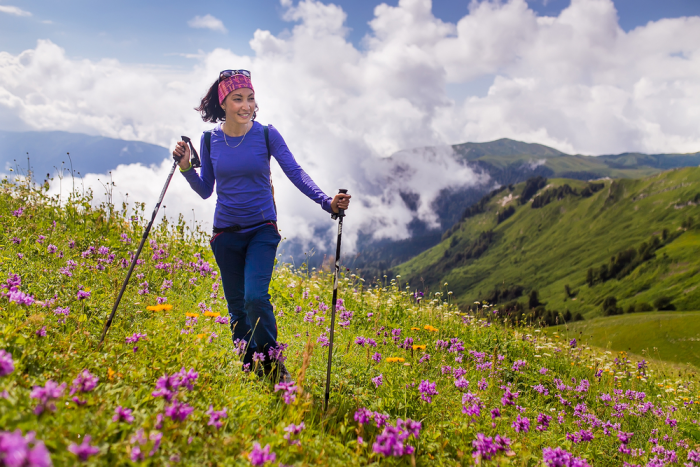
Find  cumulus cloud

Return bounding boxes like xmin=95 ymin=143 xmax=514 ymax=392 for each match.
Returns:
xmin=0 ymin=5 xmax=31 ymax=16
xmin=187 ymin=14 xmax=227 ymax=33
xmin=1 ymin=0 xmax=700 ymax=255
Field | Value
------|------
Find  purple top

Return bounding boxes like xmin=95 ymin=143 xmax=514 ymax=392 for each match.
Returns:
xmin=181 ymin=122 xmax=333 ymax=229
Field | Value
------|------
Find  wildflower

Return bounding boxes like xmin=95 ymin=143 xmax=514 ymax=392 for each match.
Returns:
xmin=214 ymin=315 xmax=229 ymax=324
xmin=317 ymin=333 xmax=330 ymax=347
xmin=512 ymin=415 xmax=530 ymax=433
xmin=12 ymin=207 xmax=23 ymax=217
xmin=472 ymin=433 xmax=512 ymax=461
xmin=76 ymin=290 xmax=90 ymax=300
xmin=512 ymin=360 xmax=527 ymax=372
xmin=36 ymin=236 xmax=45 ymax=244
xmin=372 ymin=374 xmax=383 ymax=388
xmin=424 ymin=325 xmax=439 ymax=332
xmin=112 ymin=406 xmax=134 ymax=423
xmin=372 ymin=419 xmax=420 ymax=457
xmin=537 ymin=413 xmax=552 ymax=431
xmin=165 ymin=400 xmax=194 ymax=422
xmin=478 ymin=378 xmax=489 ymax=391
xmin=156 ymin=297 xmax=167 ymax=305
xmin=542 ymin=447 xmax=590 ymax=467
xmin=569 ymin=339 xmax=577 ymax=349
xmin=206 ymin=406 xmax=228 ymax=429
xmin=203 ymin=311 xmax=220 ymax=317
xmin=501 ymin=387 xmax=520 ymax=406
xmin=455 ymin=377 xmax=469 ymax=390
xmin=274 ymin=381 xmax=298 ymax=404
xmin=371 ymin=352 xmax=382 ymax=363
xmin=248 ymin=442 xmax=276 ymax=466
xmin=418 ymin=380 xmax=438 ymax=403
xmin=418 ymin=353 xmax=431 ymax=363
xmin=412 ymin=344 xmax=427 ymax=350
xmin=0 ymin=429 xmax=51 ymax=467
xmin=125 ymin=333 xmax=146 ymax=344
xmin=69 ymin=369 xmax=98 ymax=401
xmin=68 ymin=435 xmax=100 ymax=461
xmin=491 ymin=408 xmax=501 ymax=419
xmin=386 ymin=357 xmax=405 ymax=363
xmin=30 ymin=380 xmax=66 ymax=414
xmin=35 ymin=326 xmax=46 ymax=337
xmin=47 ymin=244 xmax=57 ymax=253
xmin=533 ymin=384 xmax=549 ymax=395
xmin=185 ymin=312 xmax=199 ymax=318
xmin=160 ymin=280 xmax=173 ymax=291
xmin=283 ymin=422 xmax=305 ymax=445
xmin=0 ymin=350 xmax=14 ymax=377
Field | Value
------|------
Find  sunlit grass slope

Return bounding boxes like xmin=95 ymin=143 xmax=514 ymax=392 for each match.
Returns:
xmin=396 ymin=167 xmax=700 ymax=319
xmin=551 ymin=312 xmax=700 ymax=369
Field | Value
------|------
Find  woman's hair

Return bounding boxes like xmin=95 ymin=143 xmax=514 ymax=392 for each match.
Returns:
xmin=195 ymin=79 xmax=258 ymax=123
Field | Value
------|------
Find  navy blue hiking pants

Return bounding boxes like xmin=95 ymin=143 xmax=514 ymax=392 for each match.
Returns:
xmin=210 ymin=223 xmax=280 ymax=364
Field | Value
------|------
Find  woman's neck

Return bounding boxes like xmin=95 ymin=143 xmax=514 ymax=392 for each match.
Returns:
xmin=222 ymin=120 xmax=251 ymax=137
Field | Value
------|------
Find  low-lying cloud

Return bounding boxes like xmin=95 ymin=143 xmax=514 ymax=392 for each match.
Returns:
xmin=1 ymin=0 xmax=699 ymax=255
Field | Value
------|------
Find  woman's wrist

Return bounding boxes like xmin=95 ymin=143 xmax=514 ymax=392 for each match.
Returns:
xmin=179 ymin=161 xmax=193 ymax=172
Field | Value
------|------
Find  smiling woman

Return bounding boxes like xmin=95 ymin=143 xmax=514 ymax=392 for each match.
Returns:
xmin=171 ymin=69 xmax=351 ymax=383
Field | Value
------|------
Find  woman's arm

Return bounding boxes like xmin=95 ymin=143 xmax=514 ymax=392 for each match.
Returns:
xmin=268 ymin=124 xmax=334 ymax=213
xmin=174 ymin=133 xmax=215 ymax=199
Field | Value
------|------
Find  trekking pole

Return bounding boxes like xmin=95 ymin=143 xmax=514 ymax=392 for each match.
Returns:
xmin=324 ymin=189 xmax=348 ymax=411
xmin=98 ymin=136 xmax=201 ymax=346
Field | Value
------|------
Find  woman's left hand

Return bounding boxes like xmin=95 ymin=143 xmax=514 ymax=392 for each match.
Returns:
xmin=331 ymin=193 xmax=351 ymax=214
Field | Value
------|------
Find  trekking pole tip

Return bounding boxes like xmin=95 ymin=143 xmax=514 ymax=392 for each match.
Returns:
xmin=338 ymin=188 xmax=348 ymax=194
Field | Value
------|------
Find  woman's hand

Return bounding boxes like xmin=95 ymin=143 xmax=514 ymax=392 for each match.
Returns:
xmin=331 ymin=193 xmax=351 ymax=214
xmin=172 ymin=141 xmax=191 ymax=171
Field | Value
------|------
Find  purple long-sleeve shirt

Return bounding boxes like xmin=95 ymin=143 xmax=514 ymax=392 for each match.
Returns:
xmin=181 ymin=122 xmax=333 ymax=229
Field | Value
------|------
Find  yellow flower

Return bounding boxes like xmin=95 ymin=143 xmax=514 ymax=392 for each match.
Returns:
xmin=424 ymin=325 xmax=439 ymax=332
xmin=412 ymin=345 xmax=427 ymax=350
xmin=185 ymin=312 xmax=199 ymax=318
xmin=203 ymin=311 xmax=220 ymax=318
xmin=146 ymin=304 xmax=173 ymax=312
xmin=386 ymin=357 xmax=405 ymax=363
xmin=410 ymin=327 xmax=421 ymax=331
xmin=107 ymin=367 xmax=116 ymax=381
xmin=196 ymin=333 xmax=207 ymax=339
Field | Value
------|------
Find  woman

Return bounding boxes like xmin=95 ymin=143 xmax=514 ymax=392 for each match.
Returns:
xmin=172 ymin=70 xmax=350 ymax=382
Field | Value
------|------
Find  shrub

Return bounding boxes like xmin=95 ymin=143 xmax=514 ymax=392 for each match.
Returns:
xmin=653 ymin=296 xmax=676 ymax=311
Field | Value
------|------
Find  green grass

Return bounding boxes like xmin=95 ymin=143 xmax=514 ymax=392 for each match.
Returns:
xmin=552 ymin=311 xmax=700 ymax=369
xmin=4 ymin=174 xmax=700 ymax=466
xmin=396 ymin=168 xmax=700 ymax=320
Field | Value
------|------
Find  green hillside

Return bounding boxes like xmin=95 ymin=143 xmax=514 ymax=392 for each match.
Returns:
xmin=551 ymin=312 xmax=700 ymax=369
xmin=396 ymin=167 xmax=700 ymax=321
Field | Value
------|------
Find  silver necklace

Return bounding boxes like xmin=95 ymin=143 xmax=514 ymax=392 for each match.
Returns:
xmin=223 ymin=122 xmax=250 ymax=148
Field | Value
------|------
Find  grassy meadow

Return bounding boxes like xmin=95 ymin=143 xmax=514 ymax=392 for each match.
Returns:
xmin=2 ymin=175 xmax=700 ymax=465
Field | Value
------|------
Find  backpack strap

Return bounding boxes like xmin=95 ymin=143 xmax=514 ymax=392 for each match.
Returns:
xmin=204 ymin=130 xmax=212 ymax=154
xmin=264 ymin=125 xmax=277 ymax=214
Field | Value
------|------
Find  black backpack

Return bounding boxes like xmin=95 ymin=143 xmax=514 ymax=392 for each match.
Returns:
xmin=204 ymin=125 xmax=276 ymax=211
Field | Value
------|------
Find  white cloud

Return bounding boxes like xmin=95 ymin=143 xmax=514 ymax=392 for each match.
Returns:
xmin=1 ymin=0 xmax=700 ymax=255
xmin=187 ymin=14 xmax=227 ymax=33
xmin=0 ymin=5 xmax=31 ymax=16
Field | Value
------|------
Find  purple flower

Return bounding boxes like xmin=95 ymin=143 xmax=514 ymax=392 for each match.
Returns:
xmin=47 ymin=244 xmax=57 ymax=254
xmin=283 ymin=422 xmax=305 ymax=445
xmin=512 ymin=360 xmax=527 ymax=372
xmin=274 ymin=381 xmax=298 ymax=404
xmin=618 ymin=432 xmax=634 ymax=444
xmin=0 ymin=429 xmax=51 ymax=467
xmin=76 ymin=290 xmax=90 ymax=300
xmin=371 ymin=352 xmax=382 ymax=363
xmin=206 ymin=405 xmax=228 ymax=429
xmin=478 ymin=378 xmax=488 ymax=390
xmin=372 ymin=419 xmax=420 ymax=457
xmin=248 ymin=442 xmax=276 ymax=466
xmin=355 ymin=336 xmax=367 ymax=347
xmin=501 ymin=387 xmax=520 ymax=406
xmin=569 ymin=339 xmax=577 ymax=349
xmin=533 ymin=384 xmax=549 ymax=395
xmin=512 ymin=415 xmax=530 ymax=433
xmin=0 ymin=350 xmax=14 ymax=377
xmin=418 ymin=380 xmax=438 ymax=403
xmin=372 ymin=374 xmax=383 ymax=388
xmin=30 ymin=380 xmax=66 ymax=414
xmin=164 ymin=401 xmax=194 ymax=422
xmin=214 ymin=315 xmax=229 ymax=325
xmin=68 ymin=435 xmax=100 ymax=461
xmin=12 ymin=207 xmax=23 ymax=217
xmin=542 ymin=447 xmax=590 ymax=467
xmin=490 ymin=408 xmax=501 ymax=419
xmin=36 ymin=327 xmax=47 ymax=338
xmin=472 ymin=433 xmax=512 ymax=461
xmin=70 ymin=369 xmax=99 ymax=396
xmin=125 ymin=332 xmax=146 ymax=344
xmin=252 ymin=352 xmax=266 ymax=364
xmin=537 ymin=413 xmax=552 ymax=431
xmin=112 ymin=406 xmax=134 ymax=423
xmin=454 ymin=377 xmax=469 ymax=390
xmin=156 ymin=296 xmax=167 ymax=305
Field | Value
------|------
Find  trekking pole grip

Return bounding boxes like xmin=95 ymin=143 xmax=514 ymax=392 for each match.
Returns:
xmin=332 ymin=189 xmax=348 ymax=220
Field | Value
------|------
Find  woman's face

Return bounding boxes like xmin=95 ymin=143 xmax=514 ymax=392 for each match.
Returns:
xmin=222 ymin=87 xmax=255 ymax=125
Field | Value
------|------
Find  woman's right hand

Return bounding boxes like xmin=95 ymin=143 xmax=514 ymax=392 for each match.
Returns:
xmin=172 ymin=141 xmax=191 ymax=170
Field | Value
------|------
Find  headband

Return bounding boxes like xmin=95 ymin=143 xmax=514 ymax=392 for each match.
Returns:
xmin=218 ymin=75 xmax=254 ymax=105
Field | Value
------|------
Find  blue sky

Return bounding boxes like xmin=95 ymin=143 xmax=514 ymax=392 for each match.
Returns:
xmin=1 ymin=0 xmax=699 ymax=67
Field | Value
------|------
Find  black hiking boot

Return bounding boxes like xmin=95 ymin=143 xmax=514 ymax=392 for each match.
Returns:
xmin=264 ymin=361 xmax=293 ymax=384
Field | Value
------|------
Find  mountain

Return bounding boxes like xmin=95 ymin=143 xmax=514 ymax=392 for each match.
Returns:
xmin=0 ymin=130 xmax=169 ymax=179
xmin=348 ymin=139 xmax=700 ymax=279
xmin=394 ymin=167 xmax=700 ymax=322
